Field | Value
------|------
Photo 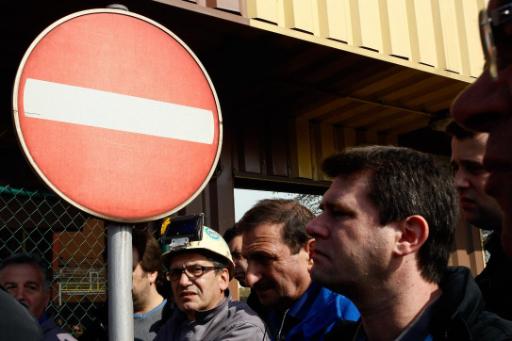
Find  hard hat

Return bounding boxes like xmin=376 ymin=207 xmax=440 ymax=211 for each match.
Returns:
xmin=161 ymin=224 xmax=234 ymax=278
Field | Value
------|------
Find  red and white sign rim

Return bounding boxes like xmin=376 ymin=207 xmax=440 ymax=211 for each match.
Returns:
xmin=12 ymin=9 xmax=223 ymax=222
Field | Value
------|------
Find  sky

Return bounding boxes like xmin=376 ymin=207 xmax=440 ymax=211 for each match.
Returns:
xmin=234 ymin=188 xmax=297 ymax=221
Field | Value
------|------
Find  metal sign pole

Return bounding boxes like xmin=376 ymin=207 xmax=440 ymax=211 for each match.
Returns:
xmin=108 ymin=225 xmax=133 ymax=341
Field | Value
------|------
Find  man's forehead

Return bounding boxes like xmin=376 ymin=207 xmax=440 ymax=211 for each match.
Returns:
xmin=243 ymin=222 xmax=284 ymax=244
xmin=170 ymin=252 xmax=210 ymax=266
xmin=451 ymin=135 xmax=487 ymax=156
xmin=324 ymin=173 xmax=370 ymax=197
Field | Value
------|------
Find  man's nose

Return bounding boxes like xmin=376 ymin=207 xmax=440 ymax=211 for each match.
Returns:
xmin=245 ymin=262 xmax=262 ymax=288
xmin=453 ymin=169 xmax=470 ymax=189
xmin=306 ymin=216 xmax=328 ymax=239
xmin=451 ymin=71 xmax=508 ymax=132
xmin=177 ymin=272 xmax=193 ymax=287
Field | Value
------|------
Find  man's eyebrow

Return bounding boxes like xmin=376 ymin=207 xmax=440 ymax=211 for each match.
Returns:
xmin=3 ymin=281 xmax=18 ymax=286
xmin=24 ymin=281 xmax=41 ymax=287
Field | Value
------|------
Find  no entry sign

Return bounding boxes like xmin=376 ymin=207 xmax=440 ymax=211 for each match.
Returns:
xmin=13 ymin=9 xmax=222 ymax=222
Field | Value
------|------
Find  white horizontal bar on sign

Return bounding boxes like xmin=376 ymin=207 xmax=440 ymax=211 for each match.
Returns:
xmin=23 ymin=78 xmax=215 ymax=144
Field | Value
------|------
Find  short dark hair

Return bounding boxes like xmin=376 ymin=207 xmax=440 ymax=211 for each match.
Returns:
xmin=445 ymin=121 xmax=477 ymax=140
xmin=237 ymin=199 xmax=314 ymax=254
xmin=132 ymin=227 xmax=162 ymax=274
xmin=322 ymin=145 xmax=458 ymax=284
xmin=223 ymin=225 xmax=241 ymax=244
xmin=0 ymin=253 xmax=51 ymax=290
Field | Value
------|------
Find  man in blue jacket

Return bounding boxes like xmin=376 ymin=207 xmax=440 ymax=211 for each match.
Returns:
xmin=238 ymin=199 xmax=359 ymax=340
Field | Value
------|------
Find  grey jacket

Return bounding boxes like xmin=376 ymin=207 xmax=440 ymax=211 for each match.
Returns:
xmin=155 ymin=297 xmax=269 ymax=341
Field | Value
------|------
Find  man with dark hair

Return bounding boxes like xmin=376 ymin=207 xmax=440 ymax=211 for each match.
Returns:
xmin=223 ymin=225 xmax=247 ymax=287
xmin=155 ymin=224 xmax=268 ymax=340
xmin=132 ymin=228 xmax=170 ymax=341
xmin=238 ymin=199 xmax=359 ymax=340
xmin=306 ymin=145 xmax=512 ymax=340
xmin=223 ymin=225 xmax=266 ymax=318
xmin=0 ymin=253 xmax=77 ymax=341
xmin=451 ymin=0 xmax=512 ymax=257
xmin=447 ymin=121 xmax=512 ymax=320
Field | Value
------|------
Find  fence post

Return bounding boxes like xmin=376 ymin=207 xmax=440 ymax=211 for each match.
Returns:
xmin=107 ymin=225 xmax=133 ymax=341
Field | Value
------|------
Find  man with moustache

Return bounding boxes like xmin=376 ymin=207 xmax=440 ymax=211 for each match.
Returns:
xmin=238 ymin=199 xmax=359 ymax=341
xmin=306 ymin=146 xmax=512 ymax=340
xmin=452 ymin=0 xmax=512 ymax=257
xmin=155 ymin=223 xmax=268 ymax=341
xmin=447 ymin=121 xmax=512 ymax=320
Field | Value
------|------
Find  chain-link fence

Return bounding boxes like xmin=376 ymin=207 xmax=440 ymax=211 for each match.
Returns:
xmin=0 ymin=185 xmax=107 ymax=338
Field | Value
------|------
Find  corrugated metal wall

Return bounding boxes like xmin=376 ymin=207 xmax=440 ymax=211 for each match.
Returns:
xmin=154 ymin=0 xmax=486 ymax=82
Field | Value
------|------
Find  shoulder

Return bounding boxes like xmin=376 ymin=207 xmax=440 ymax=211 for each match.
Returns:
xmin=324 ymin=320 xmax=360 ymax=341
xmin=154 ymin=309 xmax=182 ymax=341
xmin=316 ymin=286 xmax=360 ymax=321
xmin=223 ymin=300 xmax=269 ymax=340
xmin=470 ymin=311 xmax=512 ymax=341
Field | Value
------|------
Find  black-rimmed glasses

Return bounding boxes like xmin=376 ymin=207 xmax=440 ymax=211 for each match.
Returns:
xmin=166 ymin=264 xmax=222 ymax=281
xmin=479 ymin=2 xmax=512 ymax=80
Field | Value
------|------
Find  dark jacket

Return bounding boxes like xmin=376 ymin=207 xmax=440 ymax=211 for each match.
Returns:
xmin=326 ymin=267 xmax=512 ymax=340
xmin=475 ymin=233 xmax=512 ymax=320
xmin=41 ymin=315 xmax=77 ymax=341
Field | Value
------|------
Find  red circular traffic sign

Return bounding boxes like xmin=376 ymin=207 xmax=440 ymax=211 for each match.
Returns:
xmin=13 ymin=9 xmax=222 ymax=222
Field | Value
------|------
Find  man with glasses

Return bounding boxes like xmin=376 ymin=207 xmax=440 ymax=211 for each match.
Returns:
xmin=452 ymin=0 xmax=512 ymax=257
xmin=155 ymin=224 xmax=269 ymax=340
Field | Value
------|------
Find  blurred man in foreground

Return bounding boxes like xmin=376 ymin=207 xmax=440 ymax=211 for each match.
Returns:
xmin=452 ymin=0 xmax=512 ymax=257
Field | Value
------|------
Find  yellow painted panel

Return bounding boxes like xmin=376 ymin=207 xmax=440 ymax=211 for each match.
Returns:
xmin=387 ymin=0 xmax=410 ymax=58
xmin=439 ymin=0 xmax=462 ymax=73
xmin=326 ymin=0 xmax=348 ymax=42
xmin=292 ymin=0 xmax=313 ymax=33
xmin=319 ymin=123 xmax=336 ymax=180
xmin=254 ymin=0 xmax=278 ymax=24
xmin=358 ymin=0 xmax=382 ymax=51
xmin=295 ymin=119 xmax=313 ymax=179
xmin=463 ymin=0 xmax=485 ymax=77
xmin=414 ymin=0 xmax=438 ymax=67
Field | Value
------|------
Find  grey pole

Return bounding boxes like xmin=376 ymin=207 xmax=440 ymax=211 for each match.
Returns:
xmin=108 ymin=225 xmax=133 ymax=341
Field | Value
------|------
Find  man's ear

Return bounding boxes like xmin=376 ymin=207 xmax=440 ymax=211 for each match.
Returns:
xmin=394 ymin=215 xmax=429 ymax=256
xmin=218 ymin=268 xmax=230 ymax=291
xmin=148 ymin=271 xmax=158 ymax=285
xmin=303 ymin=239 xmax=315 ymax=270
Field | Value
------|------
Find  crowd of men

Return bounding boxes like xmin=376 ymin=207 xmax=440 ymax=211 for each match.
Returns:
xmin=2 ymin=0 xmax=512 ymax=339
